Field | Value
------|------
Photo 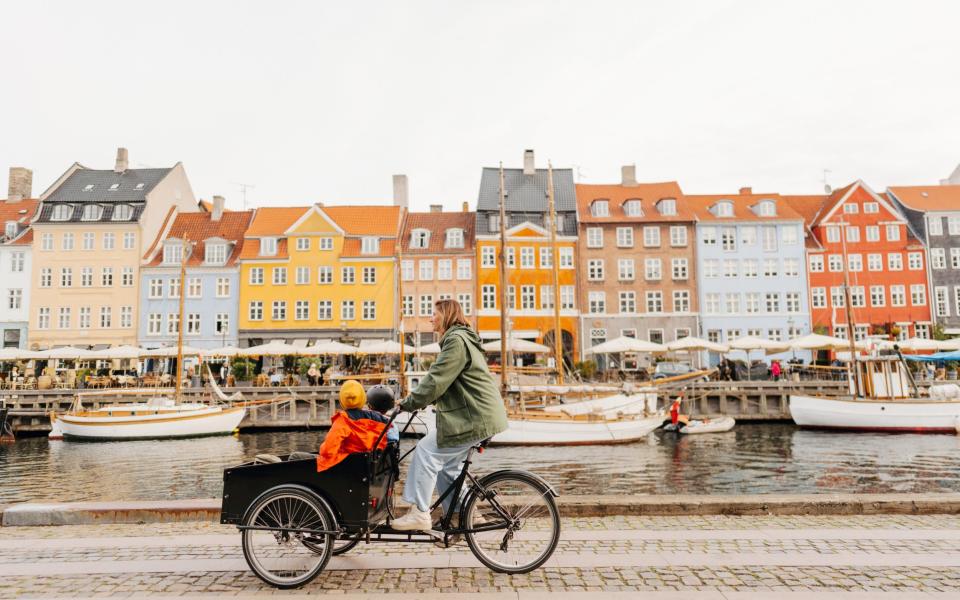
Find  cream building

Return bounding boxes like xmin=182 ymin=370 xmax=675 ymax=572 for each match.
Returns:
xmin=29 ymin=148 xmax=197 ymax=349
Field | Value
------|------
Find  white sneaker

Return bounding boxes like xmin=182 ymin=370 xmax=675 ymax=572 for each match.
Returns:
xmin=391 ymin=506 xmax=432 ymax=531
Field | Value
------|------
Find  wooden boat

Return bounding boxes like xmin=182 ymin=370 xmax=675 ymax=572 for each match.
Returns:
xmin=49 ymin=396 xmax=245 ymax=440
xmin=679 ymin=415 xmax=736 ymax=435
xmin=789 ymin=355 xmax=960 ymax=433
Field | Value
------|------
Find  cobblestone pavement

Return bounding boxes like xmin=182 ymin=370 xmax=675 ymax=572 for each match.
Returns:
xmin=1 ymin=516 xmax=960 ymax=598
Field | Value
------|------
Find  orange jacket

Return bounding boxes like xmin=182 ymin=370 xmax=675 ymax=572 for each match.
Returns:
xmin=316 ymin=411 xmax=388 ymax=472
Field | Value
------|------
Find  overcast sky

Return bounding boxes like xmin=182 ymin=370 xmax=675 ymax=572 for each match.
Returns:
xmin=4 ymin=1 xmax=959 ymax=211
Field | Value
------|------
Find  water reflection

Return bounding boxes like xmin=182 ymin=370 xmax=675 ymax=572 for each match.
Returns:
xmin=2 ymin=425 xmax=959 ymax=503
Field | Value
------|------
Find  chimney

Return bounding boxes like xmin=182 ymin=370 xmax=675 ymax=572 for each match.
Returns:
xmin=621 ymin=164 xmax=637 ymax=187
xmin=212 ymin=195 xmax=225 ymax=221
xmin=523 ymin=149 xmax=535 ymax=175
xmin=462 ymin=201 xmax=469 ymax=212
xmin=392 ymin=174 xmax=408 ymax=208
xmin=7 ymin=167 xmax=32 ymax=202
xmin=739 ymin=186 xmax=752 ymax=195
xmin=114 ymin=147 xmax=129 ymax=173
xmin=429 ymin=204 xmax=443 ymax=213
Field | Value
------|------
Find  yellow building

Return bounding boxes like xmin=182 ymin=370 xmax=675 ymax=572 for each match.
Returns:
xmin=237 ymin=204 xmax=403 ymax=346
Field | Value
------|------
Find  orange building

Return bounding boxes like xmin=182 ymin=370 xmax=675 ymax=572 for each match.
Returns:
xmin=474 ymin=150 xmax=579 ymax=367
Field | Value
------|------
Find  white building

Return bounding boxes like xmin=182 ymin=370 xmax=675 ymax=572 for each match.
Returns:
xmin=0 ymin=167 xmax=40 ymax=348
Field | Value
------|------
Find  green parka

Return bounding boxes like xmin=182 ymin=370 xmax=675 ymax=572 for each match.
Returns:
xmin=400 ymin=325 xmax=508 ymax=447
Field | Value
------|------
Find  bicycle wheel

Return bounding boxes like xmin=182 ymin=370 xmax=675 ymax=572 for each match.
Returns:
xmin=241 ymin=486 xmax=335 ymax=589
xmin=331 ymin=535 xmax=361 ymax=556
xmin=461 ymin=471 xmax=560 ymax=574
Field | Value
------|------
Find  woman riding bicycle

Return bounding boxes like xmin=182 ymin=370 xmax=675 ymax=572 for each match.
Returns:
xmin=391 ymin=298 xmax=508 ymax=531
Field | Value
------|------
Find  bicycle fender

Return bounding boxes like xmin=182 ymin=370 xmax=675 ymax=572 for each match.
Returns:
xmin=241 ymin=483 xmax=339 ymax=529
xmin=475 ymin=469 xmax=560 ymax=498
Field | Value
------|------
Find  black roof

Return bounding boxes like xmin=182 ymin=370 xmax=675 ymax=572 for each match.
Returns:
xmin=37 ymin=167 xmax=170 ymax=224
xmin=476 ymin=167 xmax=577 ymax=213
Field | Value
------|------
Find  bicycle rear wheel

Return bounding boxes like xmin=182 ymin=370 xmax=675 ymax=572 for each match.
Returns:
xmin=461 ymin=471 xmax=560 ymax=574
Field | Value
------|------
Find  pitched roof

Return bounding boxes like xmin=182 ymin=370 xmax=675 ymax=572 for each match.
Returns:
xmin=146 ymin=210 xmax=254 ymax=267
xmin=323 ymin=205 xmax=402 ymax=236
xmin=684 ymin=191 xmax=804 ymax=222
xmin=477 ymin=167 xmax=577 ymax=213
xmin=781 ymin=194 xmax=829 ymax=226
xmin=341 ymin=238 xmax=397 ymax=258
xmin=887 ymin=185 xmax=960 ymax=212
xmin=238 ymin=237 xmax=290 ymax=261
xmin=244 ymin=206 xmax=309 ymax=237
xmin=41 ymin=167 xmax=171 ymax=205
xmin=806 ymin=182 xmax=856 ymax=226
xmin=400 ymin=211 xmax=476 ymax=254
xmin=575 ymin=182 xmax=691 ymax=223
xmin=0 ymin=199 xmax=40 ymax=245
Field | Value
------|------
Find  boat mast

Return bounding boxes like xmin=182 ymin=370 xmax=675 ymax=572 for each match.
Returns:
xmin=397 ymin=246 xmax=406 ymax=398
xmin=547 ymin=161 xmax=564 ymax=384
xmin=175 ymin=236 xmax=189 ymax=404
xmin=498 ymin=162 xmax=509 ymax=396
xmin=838 ymin=218 xmax=861 ymax=392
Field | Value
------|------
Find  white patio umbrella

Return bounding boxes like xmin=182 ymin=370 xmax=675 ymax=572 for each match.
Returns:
xmin=140 ymin=345 xmax=204 ymax=358
xmin=666 ymin=336 xmax=728 ymax=353
xmin=726 ymin=336 xmax=790 ymax=353
xmin=895 ymin=337 xmax=954 ymax=352
xmin=418 ymin=342 xmax=442 ymax=354
xmin=312 ymin=339 xmax=359 ymax=355
xmin=201 ymin=345 xmax=242 ymax=358
xmin=358 ymin=339 xmax=417 ymax=355
xmin=937 ymin=337 xmax=960 ymax=351
xmin=787 ymin=333 xmax=868 ymax=351
xmin=482 ymin=338 xmax=552 ymax=354
xmin=584 ymin=336 xmax=668 ymax=354
xmin=88 ymin=345 xmax=143 ymax=360
xmin=239 ymin=341 xmax=300 ymax=357
xmin=36 ymin=346 xmax=97 ymax=360
xmin=0 ymin=347 xmax=43 ymax=361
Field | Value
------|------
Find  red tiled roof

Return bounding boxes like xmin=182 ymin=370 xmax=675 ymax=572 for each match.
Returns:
xmin=781 ymin=194 xmax=829 ymax=226
xmin=238 ymin=237 xmax=289 ymax=261
xmin=399 ymin=211 xmax=475 ymax=254
xmin=683 ymin=191 xmax=805 ymax=222
xmin=245 ymin=206 xmax=309 ymax=237
xmin=575 ymin=182 xmax=691 ymax=222
xmin=323 ymin=205 xmax=402 ymax=236
xmin=341 ymin=238 xmax=397 ymax=258
xmin=147 ymin=210 xmax=254 ymax=267
xmin=888 ymin=185 xmax=960 ymax=212
xmin=0 ymin=199 xmax=39 ymax=245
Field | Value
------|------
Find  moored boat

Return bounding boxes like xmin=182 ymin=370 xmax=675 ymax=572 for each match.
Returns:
xmin=49 ymin=397 xmax=245 ymax=440
xmin=679 ymin=415 xmax=736 ymax=434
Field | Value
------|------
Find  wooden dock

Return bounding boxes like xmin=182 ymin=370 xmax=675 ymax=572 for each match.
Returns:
xmin=672 ymin=379 xmax=850 ymax=420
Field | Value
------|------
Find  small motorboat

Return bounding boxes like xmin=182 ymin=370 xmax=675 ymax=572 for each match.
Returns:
xmin=678 ymin=415 xmax=736 ymax=435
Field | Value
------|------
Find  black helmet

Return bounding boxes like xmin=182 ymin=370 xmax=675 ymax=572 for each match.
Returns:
xmin=366 ymin=384 xmax=396 ymax=414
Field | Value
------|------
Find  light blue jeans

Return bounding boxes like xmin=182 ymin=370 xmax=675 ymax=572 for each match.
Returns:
xmin=402 ymin=429 xmax=475 ymax=515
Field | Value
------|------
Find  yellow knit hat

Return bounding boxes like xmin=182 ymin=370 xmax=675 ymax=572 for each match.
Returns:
xmin=339 ymin=379 xmax=366 ymax=410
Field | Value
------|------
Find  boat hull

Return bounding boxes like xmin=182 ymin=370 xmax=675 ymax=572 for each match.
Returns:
xmin=55 ymin=406 xmax=246 ymax=440
xmin=789 ymin=394 xmax=960 ymax=433
xmin=681 ymin=416 xmax=736 ymax=434
xmin=490 ymin=414 xmax=663 ymax=446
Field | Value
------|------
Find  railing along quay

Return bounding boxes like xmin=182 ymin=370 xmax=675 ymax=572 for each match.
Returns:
xmin=1 ymin=386 xmax=340 ymax=434
xmin=669 ymin=379 xmax=850 ymax=420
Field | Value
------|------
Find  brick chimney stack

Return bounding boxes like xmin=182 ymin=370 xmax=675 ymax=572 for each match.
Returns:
xmin=114 ymin=147 xmax=129 ymax=173
xmin=212 ymin=195 xmax=225 ymax=221
xmin=621 ymin=164 xmax=637 ymax=187
xmin=462 ymin=201 xmax=469 ymax=212
xmin=7 ymin=167 xmax=32 ymax=202
xmin=523 ymin=149 xmax=535 ymax=176
xmin=393 ymin=174 xmax=408 ymax=208
xmin=739 ymin=186 xmax=753 ymax=195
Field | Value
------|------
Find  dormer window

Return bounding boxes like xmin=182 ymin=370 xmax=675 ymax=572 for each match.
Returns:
xmin=361 ymin=237 xmax=380 ymax=255
xmin=260 ymin=237 xmax=278 ymax=256
xmin=112 ymin=204 xmax=134 ymax=221
xmin=756 ymin=200 xmax=776 ymax=217
xmin=657 ymin=198 xmax=677 ymax=216
xmin=488 ymin=214 xmax=500 ymax=232
xmin=410 ymin=229 xmax=430 ymax=249
xmin=4 ymin=221 xmax=17 ymax=238
xmin=134 ymin=183 xmax=145 ymax=190
xmin=83 ymin=184 xmax=95 ymax=192
xmin=623 ymin=199 xmax=642 ymax=217
xmin=163 ymin=242 xmax=185 ymax=265
xmin=81 ymin=205 xmax=103 ymax=221
xmin=50 ymin=204 xmax=74 ymax=221
xmin=445 ymin=228 xmax=464 ymax=248
xmin=205 ymin=242 xmax=228 ymax=265
xmin=555 ymin=214 xmax=565 ymax=233
xmin=108 ymin=183 xmax=120 ymax=191
xmin=715 ymin=201 xmax=734 ymax=217
xmin=590 ymin=199 xmax=610 ymax=217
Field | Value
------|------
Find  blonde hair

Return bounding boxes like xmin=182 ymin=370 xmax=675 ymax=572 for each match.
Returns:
xmin=434 ymin=298 xmax=470 ymax=334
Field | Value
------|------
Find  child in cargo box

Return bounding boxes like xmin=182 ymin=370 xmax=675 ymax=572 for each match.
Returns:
xmin=316 ymin=380 xmax=396 ymax=472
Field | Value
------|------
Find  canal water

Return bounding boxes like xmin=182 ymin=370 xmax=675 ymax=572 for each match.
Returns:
xmin=2 ymin=424 xmax=959 ymax=504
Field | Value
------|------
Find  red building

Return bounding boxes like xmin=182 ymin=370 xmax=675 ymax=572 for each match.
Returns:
xmin=785 ymin=180 xmax=932 ymax=341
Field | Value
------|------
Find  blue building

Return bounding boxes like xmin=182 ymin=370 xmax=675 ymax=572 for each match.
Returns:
xmin=687 ymin=189 xmax=811 ymax=364
xmin=138 ymin=198 xmax=253 ymax=349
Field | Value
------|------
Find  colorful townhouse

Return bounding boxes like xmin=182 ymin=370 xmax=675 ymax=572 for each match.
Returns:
xmin=29 ymin=148 xmax=197 ymax=349
xmin=784 ymin=180 xmax=932 ymax=341
xmin=0 ymin=168 xmax=40 ymax=348
xmin=887 ymin=182 xmax=960 ymax=333
xmin=237 ymin=192 xmax=404 ymax=347
xmin=138 ymin=197 xmax=253 ymax=349
xmin=399 ymin=205 xmax=476 ymax=347
xmin=687 ymin=188 xmax=811 ymax=362
xmin=575 ymin=167 xmax=698 ymax=367
xmin=474 ymin=150 xmax=579 ymax=367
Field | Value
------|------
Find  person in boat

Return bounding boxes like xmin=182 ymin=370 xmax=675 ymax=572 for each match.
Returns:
xmin=392 ymin=298 xmax=509 ymax=532
xmin=316 ymin=379 xmax=391 ymax=472
xmin=669 ymin=397 xmax=689 ymax=428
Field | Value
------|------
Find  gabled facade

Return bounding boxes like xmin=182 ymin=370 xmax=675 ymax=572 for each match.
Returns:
xmin=785 ymin=180 xmax=932 ymax=341
xmin=886 ymin=183 xmax=960 ymax=331
xmin=575 ymin=168 xmax=697 ymax=368
xmin=29 ymin=148 xmax=197 ymax=349
xmin=399 ymin=206 xmax=476 ymax=346
xmin=475 ymin=150 xmax=579 ymax=365
xmin=688 ymin=188 xmax=811 ymax=362
xmin=0 ymin=168 xmax=40 ymax=348
xmin=138 ymin=198 xmax=253 ymax=349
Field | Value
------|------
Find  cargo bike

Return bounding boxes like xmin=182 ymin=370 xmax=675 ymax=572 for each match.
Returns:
xmin=220 ymin=409 xmax=561 ymax=589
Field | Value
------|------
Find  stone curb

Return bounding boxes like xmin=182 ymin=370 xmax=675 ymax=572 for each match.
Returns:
xmin=3 ymin=493 xmax=960 ymax=526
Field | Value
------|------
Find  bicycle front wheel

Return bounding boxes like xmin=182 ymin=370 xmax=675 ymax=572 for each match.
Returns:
xmin=461 ymin=471 xmax=560 ymax=574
